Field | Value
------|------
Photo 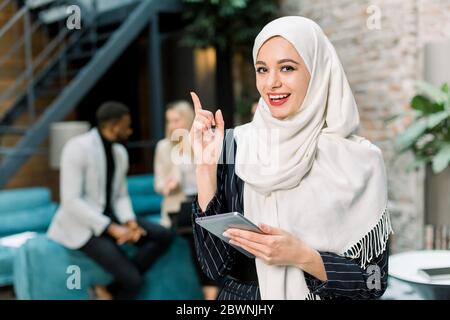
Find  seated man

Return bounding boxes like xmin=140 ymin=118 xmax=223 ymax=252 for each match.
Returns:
xmin=48 ymin=101 xmax=173 ymax=299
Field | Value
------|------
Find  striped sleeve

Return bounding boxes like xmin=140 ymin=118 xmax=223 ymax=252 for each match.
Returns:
xmin=304 ymin=246 xmax=389 ymax=299
xmin=191 ymin=149 xmax=237 ymax=281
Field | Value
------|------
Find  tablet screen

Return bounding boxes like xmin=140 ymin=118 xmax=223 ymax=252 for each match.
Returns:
xmin=195 ymin=212 xmax=263 ymax=258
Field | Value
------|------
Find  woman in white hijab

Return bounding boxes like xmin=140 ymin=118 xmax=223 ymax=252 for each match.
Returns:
xmin=190 ymin=16 xmax=393 ymax=300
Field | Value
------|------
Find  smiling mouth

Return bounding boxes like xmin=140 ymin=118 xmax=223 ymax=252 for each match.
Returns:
xmin=268 ymin=93 xmax=291 ymax=106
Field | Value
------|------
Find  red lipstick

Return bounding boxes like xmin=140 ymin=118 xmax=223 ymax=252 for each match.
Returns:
xmin=268 ymin=93 xmax=291 ymax=106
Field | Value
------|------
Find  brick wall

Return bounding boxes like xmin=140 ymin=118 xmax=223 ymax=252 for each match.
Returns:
xmin=281 ymin=0 xmax=450 ymax=252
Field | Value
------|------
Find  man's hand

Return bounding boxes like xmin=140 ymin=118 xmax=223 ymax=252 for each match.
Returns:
xmin=126 ymin=220 xmax=147 ymax=243
xmin=107 ymin=223 xmax=134 ymax=245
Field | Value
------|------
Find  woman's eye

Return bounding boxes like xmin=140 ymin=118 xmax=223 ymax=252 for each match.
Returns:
xmin=256 ymin=67 xmax=268 ymax=74
xmin=281 ymin=65 xmax=295 ymax=72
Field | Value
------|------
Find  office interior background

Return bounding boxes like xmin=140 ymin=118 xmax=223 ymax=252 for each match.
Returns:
xmin=0 ymin=0 xmax=449 ymax=300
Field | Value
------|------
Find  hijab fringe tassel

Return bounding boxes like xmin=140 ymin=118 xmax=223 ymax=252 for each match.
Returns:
xmin=305 ymin=292 xmax=321 ymax=300
xmin=305 ymin=208 xmax=392 ymax=301
xmin=343 ymin=208 xmax=393 ymax=269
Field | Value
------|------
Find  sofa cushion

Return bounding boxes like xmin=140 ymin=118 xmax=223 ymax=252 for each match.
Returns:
xmin=127 ymin=175 xmax=156 ymax=195
xmin=13 ymin=234 xmax=203 ymax=299
xmin=0 ymin=188 xmax=51 ymax=214
xmin=0 ymin=203 xmax=58 ymax=237
xmin=0 ymin=246 xmax=16 ymax=286
xmin=130 ymin=195 xmax=162 ymax=216
xmin=144 ymin=214 xmax=161 ymax=225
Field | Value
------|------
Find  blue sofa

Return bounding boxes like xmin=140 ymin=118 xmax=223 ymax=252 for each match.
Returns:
xmin=13 ymin=234 xmax=203 ymax=299
xmin=0 ymin=175 xmax=162 ymax=286
xmin=1 ymin=174 xmax=203 ymax=299
xmin=0 ymin=187 xmax=58 ymax=286
xmin=127 ymin=174 xmax=163 ymax=219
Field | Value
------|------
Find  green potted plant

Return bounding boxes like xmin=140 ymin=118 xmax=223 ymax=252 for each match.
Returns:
xmin=395 ymin=81 xmax=450 ymax=174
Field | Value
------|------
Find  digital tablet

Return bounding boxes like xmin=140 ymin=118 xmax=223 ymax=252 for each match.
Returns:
xmin=195 ymin=212 xmax=264 ymax=258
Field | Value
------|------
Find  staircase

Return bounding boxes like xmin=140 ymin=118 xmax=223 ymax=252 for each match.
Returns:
xmin=0 ymin=0 xmax=181 ymax=189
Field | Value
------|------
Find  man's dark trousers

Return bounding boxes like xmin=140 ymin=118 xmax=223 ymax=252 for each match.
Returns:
xmin=80 ymin=217 xmax=174 ymax=299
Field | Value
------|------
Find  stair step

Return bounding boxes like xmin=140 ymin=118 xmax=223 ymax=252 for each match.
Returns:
xmin=26 ymin=0 xmax=56 ymax=10
xmin=0 ymin=147 xmax=14 ymax=155
xmin=39 ymin=5 xmax=70 ymax=24
xmin=0 ymin=146 xmax=41 ymax=156
xmin=0 ymin=126 xmax=27 ymax=135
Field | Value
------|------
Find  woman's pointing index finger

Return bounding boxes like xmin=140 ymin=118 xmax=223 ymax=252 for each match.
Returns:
xmin=190 ymin=92 xmax=203 ymax=113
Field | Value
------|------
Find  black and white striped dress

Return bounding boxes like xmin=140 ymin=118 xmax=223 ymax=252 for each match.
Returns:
xmin=192 ymin=130 xmax=389 ymax=300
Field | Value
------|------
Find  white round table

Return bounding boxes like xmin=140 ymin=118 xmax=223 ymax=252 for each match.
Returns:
xmin=389 ymin=250 xmax=450 ymax=299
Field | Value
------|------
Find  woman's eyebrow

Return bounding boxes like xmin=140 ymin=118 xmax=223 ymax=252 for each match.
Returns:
xmin=277 ymin=58 xmax=299 ymax=65
xmin=255 ymin=59 xmax=299 ymax=66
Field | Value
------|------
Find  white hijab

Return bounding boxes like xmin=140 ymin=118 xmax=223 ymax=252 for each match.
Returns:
xmin=234 ymin=16 xmax=393 ymax=300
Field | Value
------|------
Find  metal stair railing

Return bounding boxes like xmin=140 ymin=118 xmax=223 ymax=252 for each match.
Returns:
xmin=0 ymin=0 xmax=177 ymax=188
xmin=0 ymin=0 xmax=135 ymax=130
xmin=0 ymin=0 xmax=147 ymax=128
xmin=0 ymin=0 xmax=86 ymax=126
xmin=0 ymin=27 xmax=89 ymax=131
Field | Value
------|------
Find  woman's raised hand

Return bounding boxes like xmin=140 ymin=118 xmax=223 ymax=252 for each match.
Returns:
xmin=189 ymin=92 xmax=225 ymax=166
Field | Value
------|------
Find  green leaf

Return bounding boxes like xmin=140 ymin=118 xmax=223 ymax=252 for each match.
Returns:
xmin=230 ymin=0 xmax=248 ymax=8
xmin=427 ymin=110 xmax=450 ymax=129
xmin=395 ymin=118 xmax=428 ymax=151
xmin=411 ymin=95 xmax=429 ymax=111
xmin=411 ymin=95 xmax=441 ymax=114
xmin=432 ymin=143 xmax=450 ymax=173
xmin=181 ymin=0 xmax=278 ymax=49
xmin=416 ymin=81 xmax=448 ymax=105
xmin=441 ymin=83 xmax=449 ymax=94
